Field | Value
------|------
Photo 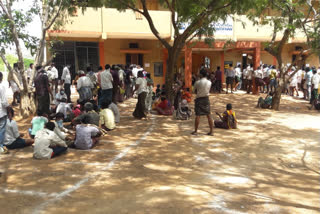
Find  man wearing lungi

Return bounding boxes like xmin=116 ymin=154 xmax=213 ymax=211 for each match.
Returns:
xmin=192 ymin=69 xmax=213 ymax=136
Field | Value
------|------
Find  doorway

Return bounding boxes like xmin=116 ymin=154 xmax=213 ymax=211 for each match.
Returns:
xmin=126 ymin=54 xmax=144 ymax=66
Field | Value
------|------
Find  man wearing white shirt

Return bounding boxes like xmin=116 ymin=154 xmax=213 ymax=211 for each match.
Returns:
xmin=0 ymin=72 xmax=9 ymax=153
xmin=61 ymin=65 xmax=72 ymax=103
xmin=246 ymin=65 xmax=253 ymax=94
xmin=192 ymin=69 xmax=213 ymax=136
xmin=51 ymin=63 xmax=59 ymax=93
xmin=26 ymin=63 xmax=34 ymax=82
xmin=310 ymin=69 xmax=319 ymax=106
xmin=98 ymin=64 xmax=113 ymax=106
xmin=234 ymin=64 xmax=242 ymax=91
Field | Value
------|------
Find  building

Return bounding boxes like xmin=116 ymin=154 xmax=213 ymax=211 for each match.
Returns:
xmin=46 ymin=2 xmax=320 ymax=87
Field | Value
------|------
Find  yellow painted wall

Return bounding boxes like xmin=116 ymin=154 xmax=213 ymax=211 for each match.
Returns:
xmin=102 ymin=39 xmax=164 ymax=86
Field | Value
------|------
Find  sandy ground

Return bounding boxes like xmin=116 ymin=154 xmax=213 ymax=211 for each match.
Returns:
xmin=0 ymin=92 xmax=319 ymax=214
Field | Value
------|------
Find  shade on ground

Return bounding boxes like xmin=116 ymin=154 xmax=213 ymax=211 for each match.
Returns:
xmin=0 ymin=93 xmax=319 ymax=214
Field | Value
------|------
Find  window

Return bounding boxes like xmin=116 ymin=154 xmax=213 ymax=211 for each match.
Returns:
xmin=154 ymin=62 xmax=163 ymax=77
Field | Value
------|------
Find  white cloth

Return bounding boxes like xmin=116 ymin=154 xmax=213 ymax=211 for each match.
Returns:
xmin=74 ymin=125 xmax=100 ymax=150
xmin=119 ymin=69 xmax=125 ymax=82
xmin=247 ymin=67 xmax=253 ymax=80
xmin=77 ymin=76 xmax=94 ymax=90
xmin=262 ymin=68 xmax=269 ymax=79
xmin=136 ymin=77 xmax=147 ymax=94
xmin=4 ymin=119 xmax=20 ymax=145
xmin=99 ymin=109 xmax=116 ymax=130
xmin=132 ymin=68 xmax=139 ymax=78
xmin=109 ymin=102 xmax=120 ymax=123
xmin=55 ymin=92 xmax=67 ymax=105
xmin=290 ymin=74 xmax=297 ymax=87
xmin=51 ymin=66 xmax=59 ymax=79
xmin=304 ymin=71 xmax=313 ymax=86
xmin=100 ymin=69 xmax=113 ymax=90
xmin=27 ymin=68 xmax=33 ymax=79
xmin=53 ymin=122 xmax=66 ymax=141
xmin=194 ymin=77 xmax=212 ymax=98
xmin=312 ymin=74 xmax=319 ymax=89
xmin=56 ymin=103 xmax=72 ymax=119
xmin=0 ymin=82 xmax=8 ymax=118
xmin=61 ymin=67 xmax=71 ymax=84
xmin=235 ymin=67 xmax=241 ymax=77
xmin=254 ymin=69 xmax=263 ymax=79
xmin=296 ymin=70 xmax=302 ymax=84
xmin=33 ymin=128 xmax=67 ymax=159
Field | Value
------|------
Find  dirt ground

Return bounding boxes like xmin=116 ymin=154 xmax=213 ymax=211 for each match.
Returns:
xmin=0 ymin=92 xmax=319 ymax=214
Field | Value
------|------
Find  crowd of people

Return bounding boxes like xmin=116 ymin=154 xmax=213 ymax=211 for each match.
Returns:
xmin=191 ymin=63 xmax=320 ymax=110
xmin=0 ymin=60 xmax=319 ymax=155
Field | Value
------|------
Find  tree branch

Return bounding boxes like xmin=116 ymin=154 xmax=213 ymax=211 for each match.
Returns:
xmin=164 ymin=0 xmax=179 ymax=37
xmin=44 ymin=0 xmax=64 ymax=31
xmin=140 ymin=0 xmax=171 ymax=49
xmin=0 ymin=52 xmax=13 ymax=73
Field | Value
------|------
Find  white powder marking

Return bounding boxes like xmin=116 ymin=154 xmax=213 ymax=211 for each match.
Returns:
xmin=2 ymin=188 xmax=58 ymax=197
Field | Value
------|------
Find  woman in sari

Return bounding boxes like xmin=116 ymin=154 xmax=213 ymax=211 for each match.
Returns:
xmin=214 ymin=103 xmax=237 ymax=129
xmin=133 ymin=71 xmax=148 ymax=119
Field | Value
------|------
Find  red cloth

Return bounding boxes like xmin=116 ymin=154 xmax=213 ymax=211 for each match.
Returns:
xmin=182 ymin=91 xmax=192 ymax=103
xmin=72 ymin=108 xmax=82 ymax=117
xmin=157 ymin=100 xmax=168 ymax=110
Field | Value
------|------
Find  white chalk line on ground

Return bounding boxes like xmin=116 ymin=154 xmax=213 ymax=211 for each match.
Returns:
xmin=2 ymin=188 xmax=58 ymax=197
xmin=32 ymin=116 xmax=155 ymax=214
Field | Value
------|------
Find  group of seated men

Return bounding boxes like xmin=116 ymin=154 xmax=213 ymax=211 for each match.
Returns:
xmin=3 ymin=96 xmax=120 ymax=159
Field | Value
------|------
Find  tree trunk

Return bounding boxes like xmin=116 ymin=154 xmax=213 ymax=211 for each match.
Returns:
xmin=271 ymin=73 xmax=285 ymax=110
xmin=20 ymin=91 xmax=36 ymax=118
xmin=165 ymin=48 xmax=179 ymax=103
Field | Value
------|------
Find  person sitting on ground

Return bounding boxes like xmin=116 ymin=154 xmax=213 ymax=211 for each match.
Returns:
xmin=99 ymin=101 xmax=116 ymax=131
xmin=73 ymin=102 xmax=100 ymax=127
xmin=4 ymin=107 xmax=34 ymax=150
xmin=33 ymin=122 xmax=68 ymax=159
xmin=156 ymin=95 xmax=173 ymax=116
xmin=155 ymin=84 xmax=161 ymax=97
xmin=175 ymin=99 xmax=192 ymax=120
xmin=29 ymin=110 xmax=48 ymax=139
xmin=74 ymin=117 xmax=102 ymax=150
xmin=108 ymin=102 xmax=120 ymax=123
xmin=55 ymin=88 xmax=67 ymax=106
xmin=53 ymin=113 xmax=74 ymax=145
xmin=72 ymin=103 xmax=82 ymax=118
xmin=182 ymin=88 xmax=192 ymax=103
xmin=56 ymin=98 xmax=73 ymax=122
xmin=214 ymin=104 xmax=238 ymax=129
xmin=257 ymin=92 xmax=273 ymax=109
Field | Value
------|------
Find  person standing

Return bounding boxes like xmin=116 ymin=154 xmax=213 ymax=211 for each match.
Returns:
xmin=247 ymin=65 xmax=254 ymax=94
xmin=145 ymin=73 xmax=154 ymax=113
xmin=269 ymin=65 xmax=277 ymax=93
xmin=61 ymin=65 xmax=72 ymax=103
xmin=51 ymin=63 xmax=59 ymax=94
xmin=0 ymin=72 xmax=9 ymax=154
xmin=8 ymin=63 xmax=22 ymax=106
xmin=26 ymin=63 xmax=34 ymax=83
xmin=34 ymin=66 xmax=52 ymax=115
xmin=124 ymin=65 xmax=133 ymax=99
xmin=192 ymin=69 xmax=213 ymax=136
xmin=98 ymin=64 xmax=113 ymax=106
xmin=215 ymin=66 xmax=222 ymax=93
xmin=132 ymin=71 xmax=148 ymax=119
xmin=234 ymin=64 xmax=242 ymax=91
xmin=304 ymin=67 xmax=313 ymax=101
xmin=225 ymin=64 xmax=235 ymax=94
xmin=310 ymin=68 xmax=319 ymax=106
xmin=254 ymin=66 xmax=264 ymax=93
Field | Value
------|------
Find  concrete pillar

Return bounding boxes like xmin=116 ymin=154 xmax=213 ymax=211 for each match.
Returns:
xmin=99 ymin=41 xmax=105 ymax=67
xmin=273 ymin=56 xmax=277 ymax=66
xmin=253 ymin=42 xmax=261 ymax=95
xmin=220 ymin=51 xmax=225 ymax=84
xmin=185 ymin=47 xmax=192 ymax=88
